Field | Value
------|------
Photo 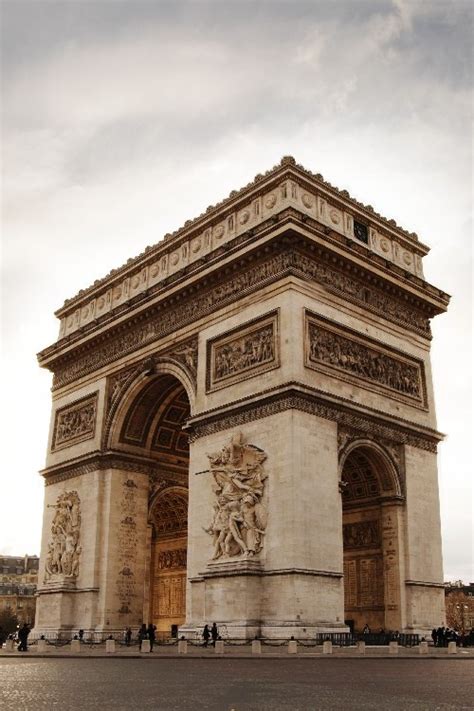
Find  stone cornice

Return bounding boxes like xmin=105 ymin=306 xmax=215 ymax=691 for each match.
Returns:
xmin=185 ymin=382 xmax=443 ymax=452
xmin=56 ymin=157 xmax=431 ymax=319
xmin=40 ymin=450 xmax=185 ymax=486
xmin=39 ymin=228 xmax=447 ymax=388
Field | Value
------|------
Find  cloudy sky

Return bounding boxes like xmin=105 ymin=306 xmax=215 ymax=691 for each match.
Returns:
xmin=1 ymin=0 xmax=472 ymax=581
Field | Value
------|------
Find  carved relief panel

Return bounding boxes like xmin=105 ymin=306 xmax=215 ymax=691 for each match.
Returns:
xmin=204 ymin=432 xmax=268 ymax=560
xmin=52 ymin=393 xmax=98 ymax=451
xmin=304 ymin=311 xmax=426 ymax=408
xmin=44 ymin=491 xmax=81 ymax=582
xmin=206 ymin=311 xmax=279 ymax=392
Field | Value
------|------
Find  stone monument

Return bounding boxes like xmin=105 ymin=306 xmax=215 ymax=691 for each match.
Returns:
xmin=34 ymin=157 xmax=449 ymax=639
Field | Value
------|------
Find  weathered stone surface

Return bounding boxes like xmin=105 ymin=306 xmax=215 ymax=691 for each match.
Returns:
xmin=34 ymin=160 xmax=448 ymax=641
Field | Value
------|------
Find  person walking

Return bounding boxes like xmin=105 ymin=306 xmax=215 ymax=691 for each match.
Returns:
xmin=147 ymin=624 xmax=156 ymax=652
xmin=138 ymin=623 xmax=147 ymax=651
xmin=17 ymin=623 xmax=30 ymax=652
xmin=202 ymin=624 xmax=210 ymax=648
xmin=211 ymin=622 xmax=219 ymax=647
xmin=125 ymin=627 xmax=132 ymax=646
xmin=431 ymin=628 xmax=438 ymax=646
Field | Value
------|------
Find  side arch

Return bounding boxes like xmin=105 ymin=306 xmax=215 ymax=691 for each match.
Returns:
xmin=339 ymin=439 xmax=403 ymax=500
xmin=105 ymin=357 xmax=196 ymax=452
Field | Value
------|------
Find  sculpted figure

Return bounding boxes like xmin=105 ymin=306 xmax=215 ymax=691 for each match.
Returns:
xmin=45 ymin=491 xmax=81 ymax=581
xmin=204 ymin=433 xmax=268 ymax=560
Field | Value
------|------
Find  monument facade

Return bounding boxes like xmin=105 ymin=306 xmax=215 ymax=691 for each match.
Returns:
xmin=35 ymin=157 xmax=450 ymax=638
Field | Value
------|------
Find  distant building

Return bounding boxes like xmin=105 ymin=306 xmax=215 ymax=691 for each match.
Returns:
xmin=0 ymin=555 xmax=39 ymax=625
xmin=445 ymin=581 xmax=474 ymax=633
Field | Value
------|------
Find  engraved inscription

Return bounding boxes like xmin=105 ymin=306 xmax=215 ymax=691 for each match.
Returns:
xmin=52 ymin=393 xmax=98 ymax=450
xmin=305 ymin=312 xmax=425 ymax=406
xmin=208 ymin=312 xmax=279 ymax=391
xmin=116 ymin=478 xmax=140 ymax=615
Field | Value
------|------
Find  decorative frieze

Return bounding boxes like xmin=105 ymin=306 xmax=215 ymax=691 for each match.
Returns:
xmin=305 ymin=312 xmax=426 ymax=408
xmin=186 ymin=385 xmax=440 ymax=453
xmin=158 ymin=548 xmax=187 ymax=570
xmin=50 ymin=246 xmax=432 ymax=389
xmin=207 ymin=311 xmax=279 ymax=391
xmin=44 ymin=491 xmax=81 ymax=582
xmin=52 ymin=393 xmax=98 ymax=451
xmin=204 ymin=433 xmax=268 ymax=560
xmin=343 ymin=520 xmax=380 ymax=549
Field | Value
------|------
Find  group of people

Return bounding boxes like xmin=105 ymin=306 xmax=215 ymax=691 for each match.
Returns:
xmin=432 ymin=626 xmax=474 ymax=647
xmin=202 ymin=623 xmax=219 ymax=647
xmin=136 ymin=623 xmax=157 ymax=651
xmin=0 ymin=623 xmax=31 ymax=651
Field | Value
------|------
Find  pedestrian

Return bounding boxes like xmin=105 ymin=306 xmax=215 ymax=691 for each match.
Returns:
xmin=362 ymin=623 xmax=370 ymax=635
xmin=147 ymin=623 xmax=156 ymax=652
xmin=125 ymin=627 xmax=132 ymax=646
xmin=0 ymin=626 xmax=5 ymax=648
xmin=211 ymin=622 xmax=219 ymax=647
xmin=431 ymin=628 xmax=438 ymax=646
xmin=17 ymin=623 xmax=30 ymax=652
xmin=436 ymin=626 xmax=444 ymax=647
xmin=138 ymin=623 xmax=147 ymax=651
xmin=78 ymin=629 xmax=84 ymax=642
xmin=202 ymin=624 xmax=210 ymax=647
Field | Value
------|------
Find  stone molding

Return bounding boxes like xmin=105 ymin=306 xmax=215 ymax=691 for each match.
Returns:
xmin=51 ymin=392 xmax=98 ymax=451
xmin=44 ymin=239 xmax=439 ymax=390
xmin=186 ymin=383 xmax=441 ymax=452
xmin=304 ymin=311 xmax=427 ymax=409
xmin=41 ymin=451 xmax=180 ymax=486
xmin=197 ymin=566 xmax=343 ymax=580
xmin=405 ymin=580 xmax=445 ymax=588
xmin=206 ymin=310 xmax=280 ymax=392
xmin=54 ymin=157 xmax=438 ymax=335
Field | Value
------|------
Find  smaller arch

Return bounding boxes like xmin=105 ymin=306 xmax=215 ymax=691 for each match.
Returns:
xmin=149 ymin=486 xmax=188 ymax=539
xmin=339 ymin=439 xmax=403 ymax=501
xmin=106 ymin=360 xmax=195 ymax=452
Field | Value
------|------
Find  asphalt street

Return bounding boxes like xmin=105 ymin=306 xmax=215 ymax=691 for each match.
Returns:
xmin=0 ymin=657 xmax=473 ymax=711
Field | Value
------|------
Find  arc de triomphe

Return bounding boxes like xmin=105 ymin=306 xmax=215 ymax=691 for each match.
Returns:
xmin=35 ymin=157 xmax=449 ymax=639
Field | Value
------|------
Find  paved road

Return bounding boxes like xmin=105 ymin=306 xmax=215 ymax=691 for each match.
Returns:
xmin=0 ymin=658 xmax=473 ymax=710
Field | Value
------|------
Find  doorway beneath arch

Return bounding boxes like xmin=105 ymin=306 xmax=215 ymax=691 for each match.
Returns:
xmin=113 ymin=371 xmax=191 ymax=636
xmin=341 ymin=445 xmax=403 ymax=633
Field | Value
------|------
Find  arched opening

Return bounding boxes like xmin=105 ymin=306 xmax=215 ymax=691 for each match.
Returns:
xmin=111 ymin=369 xmax=191 ymax=637
xmin=340 ymin=443 xmax=402 ymax=634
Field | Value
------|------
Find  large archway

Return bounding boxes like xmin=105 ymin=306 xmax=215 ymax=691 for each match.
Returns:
xmin=340 ymin=443 xmax=403 ymax=633
xmin=110 ymin=368 xmax=191 ymax=637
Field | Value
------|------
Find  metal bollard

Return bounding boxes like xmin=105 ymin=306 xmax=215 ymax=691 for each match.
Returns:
xmin=141 ymin=640 xmax=151 ymax=653
xmin=389 ymin=641 xmax=398 ymax=655
xmin=106 ymin=639 xmax=115 ymax=654
xmin=288 ymin=639 xmax=297 ymax=654
xmin=448 ymin=641 xmax=457 ymax=655
xmin=357 ymin=641 xmax=366 ymax=655
xmin=419 ymin=641 xmax=428 ymax=655
xmin=70 ymin=639 xmax=81 ymax=653
xmin=323 ymin=640 xmax=333 ymax=655
xmin=215 ymin=640 xmax=224 ymax=654
xmin=178 ymin=640 xmax=187 ymax=655
xmin=252 ymin=640 xmax=262 ymax=655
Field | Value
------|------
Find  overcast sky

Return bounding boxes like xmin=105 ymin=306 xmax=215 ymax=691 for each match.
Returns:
xmin=1 ymin=0 xmax=472 ymax=582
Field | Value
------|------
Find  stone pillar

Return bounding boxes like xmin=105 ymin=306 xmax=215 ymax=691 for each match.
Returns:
xmin=448 ymin=641 xmax=457 ymax=655
xmin=178 ymin=639 xmax=188 ymax=654
xmin=214 ymin=640 xmax=224 ymax=654
xmin=419 ymin=641 xmax=428 ymax=655
xmin=37 ymin=639 xmax=48 ymax=653
xmin=381 ymin=503 xmax=405 ymax=632
xmin=357 ymin=641 xmax=366 ymax=655
xmin=106 ymin=639 xmax=115 ymax=653
xmin=323 ymin=640 xmax=333 ymax=655
xmin=70 ymin=639 xmax=81 ymax=653
xmin=252 ymin=640 xmax=262 ymax=654
xmin=185 ymin=416 xmax=345 ymax=639
xmin=389 ymin=641 xmax=398 ymax=655
xmin=141 ymin=640 xmax=151 ymax=653
xmin=288 ymin=640 xmax=298 ymax=654
xmin=5 ymin=639 xmax=15 ymax=652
